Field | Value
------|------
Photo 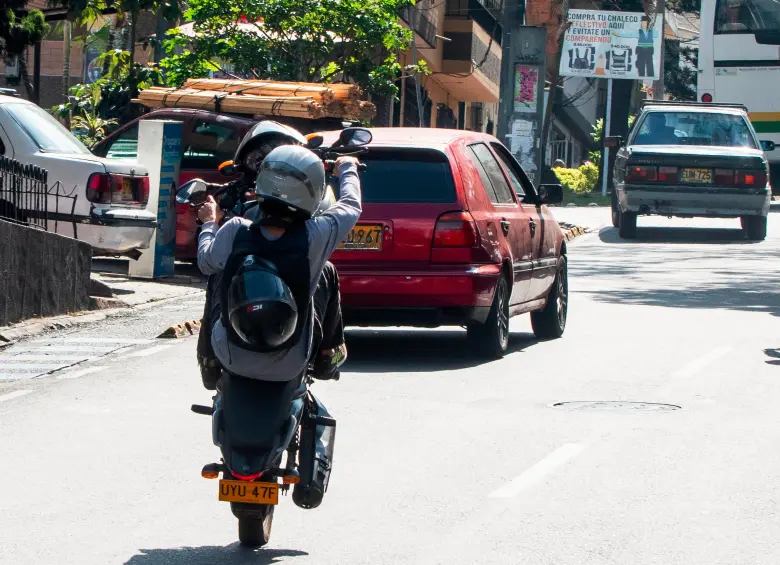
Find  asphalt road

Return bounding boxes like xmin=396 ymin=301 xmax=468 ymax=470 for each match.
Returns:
xmin=1 ymin=210 xmax=779 ymax=565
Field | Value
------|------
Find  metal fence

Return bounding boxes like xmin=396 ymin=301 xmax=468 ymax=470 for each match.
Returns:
xmin=0 ymin=156 xmax=48 ymax=230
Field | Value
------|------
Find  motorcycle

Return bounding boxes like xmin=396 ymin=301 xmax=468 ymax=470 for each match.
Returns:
xmin=186 ymin=125 xmax=371 ymax=547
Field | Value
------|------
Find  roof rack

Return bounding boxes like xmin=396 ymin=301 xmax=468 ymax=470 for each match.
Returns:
xmin=641 ymin=100 xmax=748 ymax=111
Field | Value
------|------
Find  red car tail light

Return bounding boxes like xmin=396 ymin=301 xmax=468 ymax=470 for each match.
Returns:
xmin=86 ymin=173 xmax=150 ymax=206
xmin=625 ymin=165 xmax=657 ymax=183
xmin=433 ymin=211 xmax=478 ymax=248
xmin=657 ymin=166 xmax=678 ymax=182
xmin=735 ymin=169 xmax=767 ymax=187
xmin=714 ymin=169 xmax=735 ymax=184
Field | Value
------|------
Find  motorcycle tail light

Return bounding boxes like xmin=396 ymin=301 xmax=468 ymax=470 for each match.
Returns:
xmin=232 ymin=471 xmax=264 ymax=481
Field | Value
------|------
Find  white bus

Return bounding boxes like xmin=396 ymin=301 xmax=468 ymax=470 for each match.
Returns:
xmin=698 ymin=0 xmax=780 ymax=188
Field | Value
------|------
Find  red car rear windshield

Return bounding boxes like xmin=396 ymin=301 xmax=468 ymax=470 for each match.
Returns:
xmin=336 ymin=149 xmax=456 ymax=204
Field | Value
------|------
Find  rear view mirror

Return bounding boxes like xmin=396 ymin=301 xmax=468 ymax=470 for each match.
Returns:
xmin=306 ymin=133 xmax=325 ymax=149
xmin=338 ymin=127 xmax=372 ymax=148
xmin=603 ymin=136 xmax=622 ymax=149
xmin=760 ymin=140 xmax=776 ymax=152
xmin=177 ymin=179 xmax=209 ymax=206
xmin=540 ymin=183 xmax=564 ymax=205
xmin=218 ymin=160 xmax=237 ymax=177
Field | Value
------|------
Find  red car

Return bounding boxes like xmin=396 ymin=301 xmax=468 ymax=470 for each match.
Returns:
xmin=326 ymin=128 xmax=568 ymax=358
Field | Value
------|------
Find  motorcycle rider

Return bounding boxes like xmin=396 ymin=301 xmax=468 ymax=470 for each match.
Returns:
xmin=195 ymin=122 xmax=336 ymax=388
xmin=197 ymin=145 xmax=361 ymax=384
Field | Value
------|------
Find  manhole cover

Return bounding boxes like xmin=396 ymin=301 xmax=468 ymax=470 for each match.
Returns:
xmin=552 ymin=401 xmax=681 ymax=413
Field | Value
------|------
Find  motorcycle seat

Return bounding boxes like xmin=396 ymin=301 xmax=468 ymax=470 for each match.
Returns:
xmin=221 ymin=373 xmax=303 ymax=449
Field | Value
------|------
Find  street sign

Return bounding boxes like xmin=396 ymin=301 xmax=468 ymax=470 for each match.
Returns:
xmin=560 ymin=10 xmax=662 ymax=81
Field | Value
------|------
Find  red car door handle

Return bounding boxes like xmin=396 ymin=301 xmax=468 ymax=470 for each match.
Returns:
xmin=500 ymin=219 xmax=511 ymax=235
xmin=529 ymin=218 xmax=537 ymax=236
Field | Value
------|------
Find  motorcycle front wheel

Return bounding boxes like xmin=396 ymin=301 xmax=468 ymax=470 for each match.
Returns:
xmin=238 ymin=505 xmax=275 ymax=547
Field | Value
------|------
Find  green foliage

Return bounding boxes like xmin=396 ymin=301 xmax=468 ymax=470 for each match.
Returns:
xmin=1 ymin=4 xmax=50 ymax=61
xmin=160 ymin=0 xmax=419 ymax=97
xmin=664 ymin=40 xmax=698 ymax=102
xmin=53 ymin=49 xmax=163 ymax=141
xmin=588 ymin=114 xmax=636 ymax=164
xmin=553 ymin=161 xmax=600 ymax=195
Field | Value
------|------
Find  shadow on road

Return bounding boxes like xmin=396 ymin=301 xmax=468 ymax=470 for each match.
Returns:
xmin=125 ymin=546 xmax=308 ymax=565
xmin=598 ymin=226 xmax=752 ymax=245
xmin=569 ymin=227 xmax=780 ymax=317
xmin=344 ymin=329 xmax=537 ymax=373
xmin=766 ymin=349 xmax=780 ymax=366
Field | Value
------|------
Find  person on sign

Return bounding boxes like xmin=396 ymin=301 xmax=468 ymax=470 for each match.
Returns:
xmin=612 ymin=16 xmax=656 ymax=78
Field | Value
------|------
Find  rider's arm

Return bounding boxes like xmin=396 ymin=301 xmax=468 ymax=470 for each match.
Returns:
xmin=305 ymin=160 xmax=361 ymax=285
xmin=197 ymin=217 xmax=248 ymax=275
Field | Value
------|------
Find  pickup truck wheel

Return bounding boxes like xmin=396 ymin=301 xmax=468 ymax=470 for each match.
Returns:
xmin=618 ymin=211 xmax=637 ymax=239
xmin=742 ymin=215 xmax=767 ymax=241
xmin=611 ymin=192 xmax=620 ymax=228
xmin=531 ymin=255 xmax=568 ymax=340
xmin=467 ymin=276 xmax=510 ymax=359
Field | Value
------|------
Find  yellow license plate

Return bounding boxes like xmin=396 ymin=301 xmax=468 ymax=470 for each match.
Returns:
xmin=218 ymin=480 xmax=279 ymax=505
xmin=680 ymin=168 xmax=712 ymax=184
xmin=337 ymin=224 xmax=383 ymax=250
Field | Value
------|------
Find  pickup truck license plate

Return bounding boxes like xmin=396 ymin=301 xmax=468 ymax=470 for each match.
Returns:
xmin=337 ymin=224 xmax=383 ymax=250
xmin=218 ymin=480 xmax=279 ymax=505
xmin=680 ymin=168 xmax=712 ymax=184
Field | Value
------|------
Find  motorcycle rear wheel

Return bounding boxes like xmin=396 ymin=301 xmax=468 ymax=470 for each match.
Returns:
xmin=238 ymin=505 xmax=274 ymax=547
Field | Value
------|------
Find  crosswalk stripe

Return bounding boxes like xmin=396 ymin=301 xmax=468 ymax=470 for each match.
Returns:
xmin=30 ymin=338 xmax=154 ymax=345
xmin=124 ymin=344 xmax=175 ymax=358
xmin=0 ymin=363 xmax=70 ymax=371
xmin=6 ymin=355 xmax=91 ymax=361
xmin=12 ymin=345 xmax=119 ymax=353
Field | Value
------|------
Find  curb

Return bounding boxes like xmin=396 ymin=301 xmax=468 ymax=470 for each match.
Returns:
xmin=558 ymin=222 xmax=589 ymax=242
xmin=158 ymin=319 xmax=202 ymax=339
xmin=0 ymin=289 xmax=204 ymax=346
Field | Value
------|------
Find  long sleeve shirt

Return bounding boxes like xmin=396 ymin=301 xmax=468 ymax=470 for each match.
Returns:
xmin=197 ymin=161 xmax=361 ymax=381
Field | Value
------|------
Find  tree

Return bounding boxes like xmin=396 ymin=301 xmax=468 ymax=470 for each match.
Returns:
xmin=0 ymin=2 xmax=50 ymax=99
xmin=664 ymin=39 xmax=697 ymax=101
xmin=160 ymin=0 xmax=419 ymax=97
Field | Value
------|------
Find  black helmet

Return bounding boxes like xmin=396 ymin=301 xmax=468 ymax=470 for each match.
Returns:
xmin=234 ymin=121 xmax=307 ymax=175
xmin=227 ymin=255 xmax=298 ymax=350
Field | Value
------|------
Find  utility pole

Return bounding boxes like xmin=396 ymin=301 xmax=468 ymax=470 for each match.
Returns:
xmin=652 ymin=0 xmax=665 ymax=100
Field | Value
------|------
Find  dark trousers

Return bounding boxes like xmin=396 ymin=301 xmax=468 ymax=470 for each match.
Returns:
xmin=636 ymin=47 xmax=654 ymax=78
xmin=197 ymin=261 xmax=345 ymax=362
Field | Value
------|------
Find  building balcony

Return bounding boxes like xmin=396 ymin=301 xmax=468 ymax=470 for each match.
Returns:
xmin=399 ymin=5 xmax=438 ymax=48
xmin=445 ymin=0 xmax=502 ymax=44
xmin=439 ymin=17 xmax=501 ymax=103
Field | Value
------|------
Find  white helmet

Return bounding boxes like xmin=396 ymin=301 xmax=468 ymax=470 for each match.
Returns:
xmin=255 ymin=145 xmax=326 ymax=218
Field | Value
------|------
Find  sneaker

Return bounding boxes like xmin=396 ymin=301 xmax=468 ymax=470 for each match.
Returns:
xmin=313 ymin=344 xmax=347 ymax=380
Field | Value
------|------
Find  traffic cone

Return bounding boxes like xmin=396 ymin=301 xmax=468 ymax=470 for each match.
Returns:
xmin=595 ymin=53 xmax=606 ymax=75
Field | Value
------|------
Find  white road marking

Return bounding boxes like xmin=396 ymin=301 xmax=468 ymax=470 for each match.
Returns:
xmin=30 ymin=338 xmax=154 ymax=345
xmin=124 ymin=344 xmax=174 ymax=358
xmin=7 ymin=355 xmax=90 ymax=362
xmin=12 ymin=345 xmax=119 ymax=353
xmin=0 ymin=363 xmax=69 ymax=371
xmin=0 ymin=390 xmax=32 ymax=403
xmin=672 ymin=347 xmax=732 ymax=379
xmin=488 ymin=443 xmax=588 ymax=499
xmin=56 ymin=366 xmax=107 ymax=380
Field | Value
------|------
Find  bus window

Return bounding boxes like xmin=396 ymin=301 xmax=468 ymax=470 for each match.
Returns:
xmin=715 ymin=0 xmax=780 ymax=34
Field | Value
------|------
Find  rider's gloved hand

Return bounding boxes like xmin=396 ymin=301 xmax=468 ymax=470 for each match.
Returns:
xmin=198 ymin=195 xmax=225 ymax=225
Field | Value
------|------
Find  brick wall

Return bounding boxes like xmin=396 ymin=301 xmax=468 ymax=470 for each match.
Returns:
xmin=525 ymin=0 xmax=566 ymax=72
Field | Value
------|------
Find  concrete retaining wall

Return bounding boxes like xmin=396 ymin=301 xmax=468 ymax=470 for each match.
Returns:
xmin=0 ymin=220 xmax=92 ymax=327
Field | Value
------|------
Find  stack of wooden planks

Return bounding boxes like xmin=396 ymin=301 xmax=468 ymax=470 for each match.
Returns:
xmin=135 ymin=79 xmax=375 ymax=120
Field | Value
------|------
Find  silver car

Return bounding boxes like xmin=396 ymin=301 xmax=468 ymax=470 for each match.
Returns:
xmin=605 ymin=101 xmax=773 ymax=241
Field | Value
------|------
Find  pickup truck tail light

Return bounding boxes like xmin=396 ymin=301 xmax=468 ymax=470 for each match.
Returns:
xmin=625 ymin=165 xmax=657 ymax=183
xmin=87 ymin=173 xmax=150 ymax=206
